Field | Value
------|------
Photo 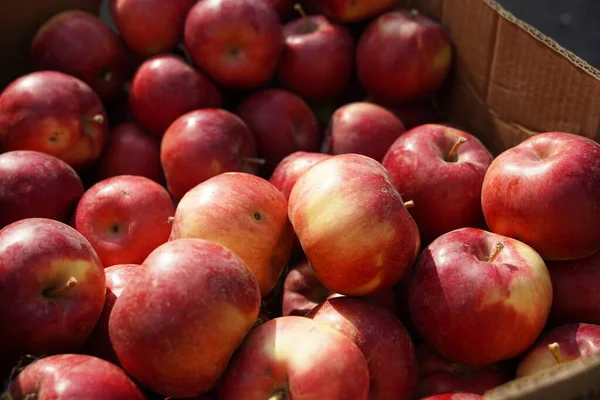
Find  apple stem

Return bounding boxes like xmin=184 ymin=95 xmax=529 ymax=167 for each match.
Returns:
xmin=410 ymin=9 xmax=420 ymax=19
xmin=91 ymin=114 xmax=105 ymax=124
xmin=548 ymin=342 xmax=566 ymax=364
xmin=487 ymin=243 xmax=504 ymax=263
xmin=294 ymin=3 xmax=313 ymax=32
xmin=44 ymin=276 xmax=78 ymax=297
xmin=404 ymin=200 xmax=415 ymax=209
xmin=268 ymin=390 xmax=286 ymax=400
xmin=447 ymin=137 xmax=467 ymax=161
xmin=243 ymin=157 xmax=267 ymax=165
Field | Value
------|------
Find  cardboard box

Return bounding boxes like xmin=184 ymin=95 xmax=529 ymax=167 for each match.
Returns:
xmin=1 ymin=0 xmax=599 ymax=398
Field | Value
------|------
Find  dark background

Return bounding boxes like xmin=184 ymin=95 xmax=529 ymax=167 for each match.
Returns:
xmin=498 ymin=0 xmax=600 ymax=69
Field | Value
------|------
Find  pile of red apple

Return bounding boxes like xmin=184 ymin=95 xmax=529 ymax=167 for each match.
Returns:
xmin=0 ymin=0 xmax=599 ymax=399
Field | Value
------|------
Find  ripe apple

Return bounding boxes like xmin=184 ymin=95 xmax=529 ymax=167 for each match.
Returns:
xmin=30 ymin=10 xmax=127 ymax=102
xmin=278 ymin=10 xmax=354 ymax=101
xmin=2 ymin=354 xmax=145 ymax=400
xmin=184 ymin=0 xmax=284 ymax=89
xmin=82 ymin=264 xmax=140 ymax=364
xmin=109 ymin=0 xmax=196 ymax=57
xmin=129 ymin=54 xmax=222 ymax=137
xmin=547 ymin=251 xmax=600 ymax=325
xmin=0 ymin=71 xmax=109 ymax=170
xmin=282 ymin=259 xmax=399 ymax=316
xmin=307 ymin=297 xmax=418 ymax=400
xmin=109 ymin=238 xmax=261 ymax=398
xmin=217 ymin=316 xmax=370 ymax=400
xmin=0 ymin=218 xmax=105 ymax=360
xmin=481 ymin=131 xmax=600 ymax=261
xmin=170 ymin=172 xmax=293 ymax=296
xmin=74 ymin=175 xmax=175 ymax=267
xmin=422 ymin=395 xmax=484 ymax=400
xmin=382 ymin=124 xmax=494 ymax=244
xmin=269 ymin=151 xmax=332 ymax=201
xmin=0 ymin=150 xmax=84 ymax=228
xmin=313 ymin=0 xmax=398 ymax=22
xmin=417 ymin=343 xmax=509 ymax=397
xmin=408 ymin=227 xmax=553 ymax=366
xmin=160 ymin=109 xmax=258 ymax=201
xmin=516 ymin=323 xmax=600 ymax=378
xmin=95 ymin=122 xmax=164 ymax=184
xmin=288 ymin=153 xmax=421 ymax=296
xmin=323 ymin=102 xmax=406 ymax=162
xmin=356 ymin=10 xmax=453 ymax=103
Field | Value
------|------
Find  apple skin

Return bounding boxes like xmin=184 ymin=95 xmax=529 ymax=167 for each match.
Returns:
xmin=307 ymin=297 xmax=418 ymax=400
xmin=160 ymin=108 xmax=258 ymax=202
xmin=0 ymin=150 xmax=84 ymax=228
xmin=547 ymin=251 xmax=600 ymax=325
xmin=236 ymin=89 xmax=321 ymax=174
xmin=282 ymin=259 xmax=399 ymax=317
xmin=109 ymin=238 xmax=260 ymax=398
xmin=184 ymin=0 xmax=284 ymax=89
xmin=74 ymin=175 xmax=175 ymax=267
xmin=170 ymin=172 xmax=293 ymax=296
xmin=278 ymin=14 xmax=354 ymax=101
xmin=0 ymin=218 xmax=106 ymax=360
xmin=382 ymin=124 xmax=494 ymax=245
xmin=95 ymin=123 xmax=164 ymax=184
xmin=422 ymin=394 xmax=484 ymax=400
xmin=30 ymin=10 xmax=128 ymax=102
xmin=356 ymin=10 xmax=453 ymax=103
xmin=0 ymin=71 xmax=109 ymax=170
xmin=417 ymin=343 xmax=509 ymax=397
xmin=516 ymin=323 xmax=600 ymax=378
xmin=408 ymin=227 xmax=553 ymax=366
xmin=217 ymin=316 xmax=370 ymax=400
xmin=82 ymin=264 xmax=140 ymax=364
xmin=288 ymin=153 xmax=421 ymax=296
xmin=323 ymin=102 xmax=406 ymax=162
xmin=314 ymin=0 xmax=398 ymax=22
xmin=109 ymin=0 xmax=196 ymax=57
xmin=269 ymin=151 xmax=332 ymax=201
xmin=2 ymin=354 xmax=146 ymax=400
xmin=481 ymin=132 xmax=600 ymax=261
xmin=129 ymin=54 xmax=222 ymax=137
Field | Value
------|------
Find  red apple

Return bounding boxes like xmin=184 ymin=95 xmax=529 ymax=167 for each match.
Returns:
xmin=314 ymin=0 xmax=397 ymax=22
xmin=170 ymin=172 xmax=293 ymax=296
xmin=422 ymin=395 xmax=484 ymax=400
xmin=0 ymin=71 xmax=109 ymax=170
xmin=0 ymin=150 xmax=84 ymax=228
xmin=109 ymin=238 xmax=261 ymax=398
xmin=481 ymin=132 xmax=600 ymax=261
xmin=2 ymin=354 xmax=145 ymax=400
xmin=288 ymin=153 xmax=421 ymax=296
xmin=95 ymin=122 xmax=164 ymax=184
xmin=547 ymin=251 xmax=600 ymax=325
xmin=516 ymin=323 xmax=600 ymax=378
xmin=109 ymin=0 xmax=196 ymax=57
xmin=30 ymin=10 xmax=128 ymax=102
xmin=278 ymin=12 xmax=354 ymax=101
xmin=307 ymin=297 xmax=418 ymax=400
xmin=217 ymin=316 xmax=370 ymax=400
xmin=184 ymin=0 xmax=284 ymax=89
xmin=269 ymin=151 xmax=332 ymax=201
xmin=322 ymin=102 xmax=406 ymax=162
xmin=237 ymin=89 xmax=321 ymax=173
xmin=0 ymin=218 xmax=105 ymax=360
xmin=82 ymin=264 xmax=140 ymax=364
xmin=408 ymin=227 xmax=553 ymax=366
xmin=382 ymin=124 xmax=494 ymax=244
xmin=417 ymin=343 xmax=509 ymax=397
xmin=356 ymin=10 xmax=453 ymax=103
xmin=74 ymin=175 xmax=175 ymax=267
xmin=129 ymin=54 xmax=222 ymax=137
xmin=160 ymin=108 xmax=259 ymax=201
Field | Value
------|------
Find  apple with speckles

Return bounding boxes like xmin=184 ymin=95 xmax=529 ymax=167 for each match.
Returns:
xmin=288 ymin=153 xmax=420 ymax=296
xmin=408 ymin=227 xmax=553 ymax=366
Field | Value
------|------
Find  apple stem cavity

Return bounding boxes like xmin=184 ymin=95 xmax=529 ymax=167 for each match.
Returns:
xmin=243 ymin=157 xmax=267 ymax=165
xmin=91 ymin=114 xmax=105 ymax=124
xmin=447 ymin=137 xmax=467 ymax=161
xmin=548 ymin=342 xmax=566 ymax=364
xmin=294 ymin=3 xmax=314 ymax=33
xmin=44 ymin=276 xmax=78 ymax=297
xmin=487 ymin=242 xmax=504 ymax=263
xmin=404 ymin=200 xmax=415 ymax=209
